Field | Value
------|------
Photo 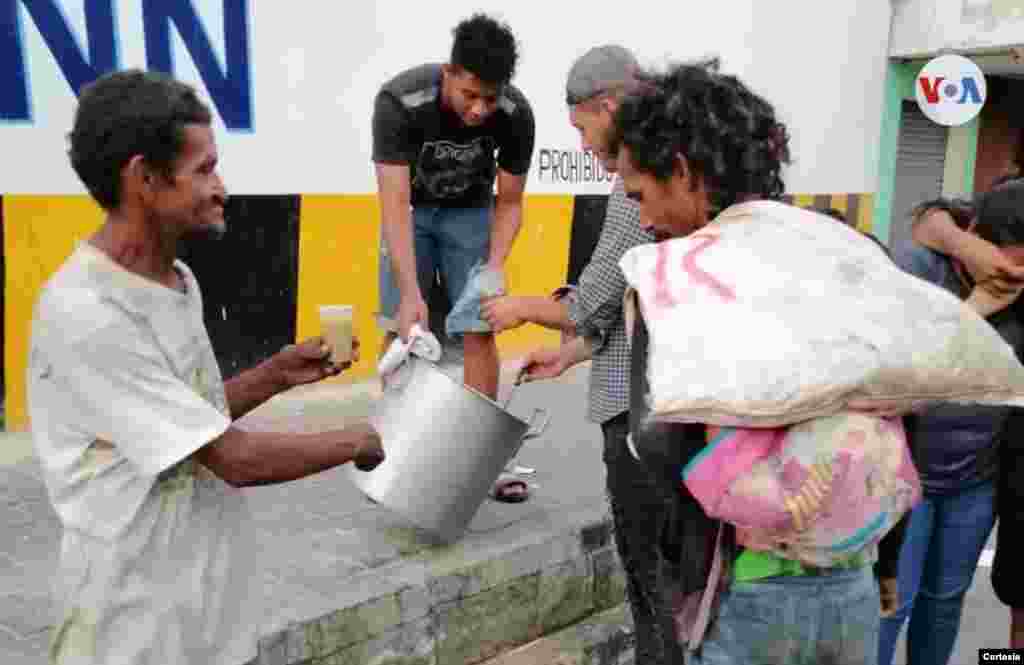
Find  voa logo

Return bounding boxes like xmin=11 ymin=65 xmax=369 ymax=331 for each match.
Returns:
xmin=915 ymin=54 xmax=987 ymax=127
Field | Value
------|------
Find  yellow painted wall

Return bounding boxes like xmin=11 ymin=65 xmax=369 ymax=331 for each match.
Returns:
xmin=3 ymin=193 xmax=574 ymax=430
xmin=493 ymin=195 xmax=574 ymax=354
xmin=855 ymin=193 xmax=875 ymax=234
xmin=789 ymin=193 xmax=875 ymax=234
xmin=830 ymin=194 xmax=849 ymax=217
xmin=792 ymin=194 xmax=816 ymax=209
xmin=293 ymin=194 xmax=572 ymax=385
xmin=3 ymin=191 xmax=870 ymax=432
xmin=294 ymin=194 xmax=386 ymax=384
xmin=4 ymin=195 xmax=105 ymax=432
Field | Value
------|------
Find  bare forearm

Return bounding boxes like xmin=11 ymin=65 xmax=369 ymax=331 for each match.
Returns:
xmin=224 ymin=361 xmax=287 ymax=420
xmin=199 ymin=426 xmax=365 ymax=488
xmin=375 ymin=165 xmax=419 ymax=297
xmin=488 ymin=200 xmax=523 ymax=267
xmin=966 ymin=291 xmax=997 ymax=317
xmin=965 ymin=288 xmax=1014 ymax=318
xmin=563 ymin=336 xmax=594 ymax=368
xmin=520 ymin=297 xmax=573 ymax=332
xmin=911 ymin=210 xmax=965 ymax=255
xmin=381 ymin=206 xmax=420 ymax=295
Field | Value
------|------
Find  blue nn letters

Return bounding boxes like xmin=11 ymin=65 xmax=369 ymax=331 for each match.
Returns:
xmin=1 ymin=0 xmax=253 ymax=130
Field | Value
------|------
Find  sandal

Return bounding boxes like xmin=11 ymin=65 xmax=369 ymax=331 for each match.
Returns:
xmin=490 ymin=472 xmax=530 ymax=503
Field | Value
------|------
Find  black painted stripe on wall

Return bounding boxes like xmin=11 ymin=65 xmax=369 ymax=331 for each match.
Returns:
xmin=845 ymin=195 xmax=861 ymax=228
xmin=564 ymin=193 xmax=873 ymax=287
xmin=177 ymin=195 xmax=300 ymax=380
xmin=566 ymin=195 xmax=609 ymax=285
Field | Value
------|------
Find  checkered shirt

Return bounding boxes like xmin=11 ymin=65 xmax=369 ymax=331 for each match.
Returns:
xmin=565 ymin=177 xmax=655 ymax=424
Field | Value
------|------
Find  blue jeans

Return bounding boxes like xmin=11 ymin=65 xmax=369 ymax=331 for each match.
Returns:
xmin=377 ymin=205 xmax=492 ymax=333
xmin=877 ymin=480 xmax=996 ymax=665
xmin=691 ymin=566 xmax=880 ymax=665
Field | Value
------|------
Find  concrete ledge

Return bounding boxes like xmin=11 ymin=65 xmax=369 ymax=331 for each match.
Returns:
xmin=480 ymin=605 xmax=635 ymax=665
xmin=241 ymin=360 xmax=619 ymax=665
xmin=1 ymin=361 xmax=619 ymax=664
xmin=253 ymin=504 xmax=626 ymax=665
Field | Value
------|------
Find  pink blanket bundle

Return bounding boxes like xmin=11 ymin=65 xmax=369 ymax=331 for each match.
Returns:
xmin=682 ymin=414 xmax=921 ymax=567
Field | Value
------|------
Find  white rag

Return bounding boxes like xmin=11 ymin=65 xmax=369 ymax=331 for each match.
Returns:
xmin=378 ymin=324 xmax=442 ymax=389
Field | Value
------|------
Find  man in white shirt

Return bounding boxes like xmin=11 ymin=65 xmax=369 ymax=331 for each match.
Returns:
xmin=27 ymin=69 xmax=385 ymax=665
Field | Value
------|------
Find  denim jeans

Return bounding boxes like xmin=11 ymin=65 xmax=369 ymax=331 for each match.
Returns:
xmin=377 ymin=205 xmax=492 ymax=333
xmin=690 ymin=566 xmax=880 ymax=665
xmin=877 ymin=480 xmax=996 ymax=665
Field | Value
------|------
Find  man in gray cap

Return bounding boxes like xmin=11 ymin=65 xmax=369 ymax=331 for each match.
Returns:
xmin=482 ymin=46 xmax=683 ymax=664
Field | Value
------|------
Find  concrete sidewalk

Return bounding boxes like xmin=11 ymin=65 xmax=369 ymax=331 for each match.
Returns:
xmin=2 ymin=357 xmax=1019 ymax=664
xmin=0 ymin=361 xmax=638 ymax=664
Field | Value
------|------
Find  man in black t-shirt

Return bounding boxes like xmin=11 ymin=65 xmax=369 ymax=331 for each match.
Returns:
xmin=371 ymin=16 xmax=535 ymax=471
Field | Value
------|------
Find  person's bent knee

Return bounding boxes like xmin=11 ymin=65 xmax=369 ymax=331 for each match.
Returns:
xmin=918 ymin=583 xmax=972 ymax=604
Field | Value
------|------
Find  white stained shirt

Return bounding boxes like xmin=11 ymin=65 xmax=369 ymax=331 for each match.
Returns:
xmin=27 ymin=242 xmax=259 ymax=665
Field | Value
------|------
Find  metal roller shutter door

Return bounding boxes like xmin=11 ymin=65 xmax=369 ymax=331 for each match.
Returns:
xmin=890 ymin=100 xmax=949 ymax=250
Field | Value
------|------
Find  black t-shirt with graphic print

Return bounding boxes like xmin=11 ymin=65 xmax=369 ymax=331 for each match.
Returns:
xmin=371 ymin=63 xmax=535 ymax=208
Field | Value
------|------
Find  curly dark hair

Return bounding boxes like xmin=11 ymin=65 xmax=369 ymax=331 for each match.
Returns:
xmin=613 ymin=57 xmax=790 ymax=212
xmin=68 ymin=69 xmax=212 ymax=210
xmin=451 ymin=14 xmax=518 ymax=87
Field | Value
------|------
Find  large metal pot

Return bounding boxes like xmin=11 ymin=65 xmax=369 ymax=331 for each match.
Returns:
xmin=345 ymin=354 xmax=550 ymax=543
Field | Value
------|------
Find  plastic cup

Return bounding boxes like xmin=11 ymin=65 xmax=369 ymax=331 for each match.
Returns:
xmin=319 ymin=305 xmax=354 ymax=363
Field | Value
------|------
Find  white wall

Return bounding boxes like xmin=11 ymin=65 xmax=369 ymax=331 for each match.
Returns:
xmin=0 ymin=1 xmax=890 ymax=197
xmin=891 ymin=0 xmax=1024 ymax=58
xmin=746 ymin=2 xmax=892 ymax=195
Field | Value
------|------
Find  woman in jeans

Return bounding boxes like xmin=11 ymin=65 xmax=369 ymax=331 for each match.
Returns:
xmin=610 ymin=58 xmax=883 ymax=665
xmin=878 ymin=183 xmax=1024 ymax=665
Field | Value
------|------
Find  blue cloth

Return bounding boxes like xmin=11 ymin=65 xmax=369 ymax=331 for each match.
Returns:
xmin=690 ymin=566 xmax=880 ymax=665
xmin=877 ymin=480 xmax=996 ymax=665
xmin=377 ymin=205 xmax=492 ymax=335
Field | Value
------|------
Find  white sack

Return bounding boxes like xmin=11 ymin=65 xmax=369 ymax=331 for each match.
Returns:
xmin=619 ymin=201 xmax=1024 ymax=427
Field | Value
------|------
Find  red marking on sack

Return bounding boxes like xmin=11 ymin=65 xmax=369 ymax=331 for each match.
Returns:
xmin=653 ymin=241 xmax=678 ymax=308
xmin=649 ymin=234 xmax=735 ymax=313
xmin=683 ymin=234 xmax=736 ymax=302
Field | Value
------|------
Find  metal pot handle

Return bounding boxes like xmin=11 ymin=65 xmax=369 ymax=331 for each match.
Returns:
xmin=509 ymin=408 xmax=551 ymax=462
xmin=523 ymin=408 xmax=552 ymax=441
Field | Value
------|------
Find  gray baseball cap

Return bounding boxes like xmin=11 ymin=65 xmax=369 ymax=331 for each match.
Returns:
xmin=565 ymin=45 xmax=639 ymax=106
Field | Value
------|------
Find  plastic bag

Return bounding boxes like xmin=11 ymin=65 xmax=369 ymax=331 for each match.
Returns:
xmin=445 ymin=261 xmax=506 ymax=338
xmin=619 ymin=200 xmax=1024 ymax=427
